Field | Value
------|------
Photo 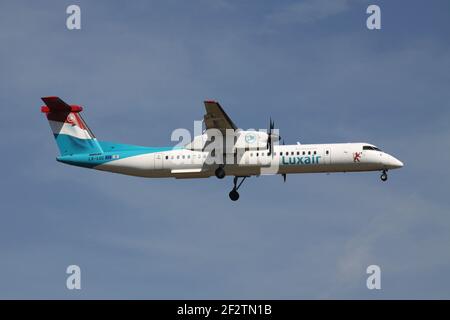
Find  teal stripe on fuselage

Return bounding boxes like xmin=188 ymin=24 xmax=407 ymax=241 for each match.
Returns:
xmin=98 ymin=141 xmax=164 ymax=152
xmin=54 ymin=134 xmax=103 ymax=156
xmin=54 ymin=134 xmax=181 ymax=168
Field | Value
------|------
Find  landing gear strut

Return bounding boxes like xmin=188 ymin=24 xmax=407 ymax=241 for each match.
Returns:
xmin=215 ymin=166 xmax=225 ymax=179
xmin=229 ymin=176 xmax=247 ymax=201
xmin=380 ymin=170 xmax=388 ymax=182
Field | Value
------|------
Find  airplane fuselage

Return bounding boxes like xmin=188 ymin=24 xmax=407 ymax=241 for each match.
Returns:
xmin=41 ymin=96 xmax=403 ymax=201
xmin=57 ymin=142 xmax=403 ymax=179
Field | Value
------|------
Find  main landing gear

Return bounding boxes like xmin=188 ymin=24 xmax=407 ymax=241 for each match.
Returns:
xmin=380 ymin=170 xmax=388 ymax=182
xmin=215 ymin=166 xmax=225 ymax=179
xmin=229 ymin=176 xmax=247 ymax=201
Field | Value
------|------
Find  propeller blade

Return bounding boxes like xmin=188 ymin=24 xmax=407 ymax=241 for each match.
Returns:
xmin=267 ymin=117 xmax=274 ymax=155
xmin=282 ymin=173 xmax=287 ymax=182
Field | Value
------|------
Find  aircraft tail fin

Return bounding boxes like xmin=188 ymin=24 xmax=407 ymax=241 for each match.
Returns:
xmin=41 ymin=96 xmax=103 ymax=156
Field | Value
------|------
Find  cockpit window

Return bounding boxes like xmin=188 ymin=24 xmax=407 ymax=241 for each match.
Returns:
xmin=363 ymin=145 xmax=382 ymax=151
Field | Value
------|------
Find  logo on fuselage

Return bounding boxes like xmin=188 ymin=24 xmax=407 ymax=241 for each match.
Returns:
xmin=353 ymin=152 xmax=361 ymax=162
xmin=245 ymin=133 xmax=256 ymax=144
xmin=281 ymin=155 xmax=321 ymax=165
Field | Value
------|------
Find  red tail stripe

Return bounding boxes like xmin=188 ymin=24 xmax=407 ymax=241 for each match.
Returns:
xmin=41 ymin=105 xmax=83 ymax=113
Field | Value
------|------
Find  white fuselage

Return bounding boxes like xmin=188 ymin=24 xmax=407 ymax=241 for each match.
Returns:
xmin=95 ymin=142 xmax=403 ymax=178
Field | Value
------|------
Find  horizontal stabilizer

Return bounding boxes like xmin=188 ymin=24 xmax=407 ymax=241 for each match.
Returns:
xmin=41 ymin=96 xmax=83 ymax=113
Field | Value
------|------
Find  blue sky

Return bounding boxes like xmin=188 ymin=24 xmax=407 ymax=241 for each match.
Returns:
xmin=1 ymin=0 xmax=450 ymax=298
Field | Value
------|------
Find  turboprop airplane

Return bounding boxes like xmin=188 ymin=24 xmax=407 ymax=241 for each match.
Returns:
xmin=41 ymin=96 xmax=403 ymax=201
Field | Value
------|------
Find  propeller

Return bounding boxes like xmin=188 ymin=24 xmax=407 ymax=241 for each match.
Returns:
xmin=282 ymin=139 xmax=286 ymax=182
xmin=266 ymin=118 xmax=280 ymax=156
xmin=266 ymin=118 xmax=274 ymax=155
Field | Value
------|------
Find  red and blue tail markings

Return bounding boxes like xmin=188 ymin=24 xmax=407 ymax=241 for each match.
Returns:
xmin=41 ymin=97 xmax=180 ymax=168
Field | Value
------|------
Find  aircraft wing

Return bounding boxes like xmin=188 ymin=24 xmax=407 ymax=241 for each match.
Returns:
xmin=203 ymin=100 xmax=237 ymax=134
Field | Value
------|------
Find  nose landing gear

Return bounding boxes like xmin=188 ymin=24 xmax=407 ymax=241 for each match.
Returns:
xmin=229 ymin=176 xmax=247 ymax=201
xmin=380 ymin=170 xmax=388 ymax=182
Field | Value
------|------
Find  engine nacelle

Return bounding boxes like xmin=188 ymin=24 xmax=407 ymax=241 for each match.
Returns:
xmin=185 ymin=130 xmax=279 ymax=153
xmin=234 ymin=130 xmax=269 ymax=150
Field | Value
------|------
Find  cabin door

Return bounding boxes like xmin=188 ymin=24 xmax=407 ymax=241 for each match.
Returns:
xmin=321 ymin=147 xmax=331 ymax=165
xmin=154 ymin=153 xmax=163 ymax=169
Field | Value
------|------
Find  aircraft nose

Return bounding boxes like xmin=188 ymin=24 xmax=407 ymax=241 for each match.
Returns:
xmin=394 ymin=158 xmax=404 ymax=168
xmin=386 ymin=155 xmax=403 ymax=169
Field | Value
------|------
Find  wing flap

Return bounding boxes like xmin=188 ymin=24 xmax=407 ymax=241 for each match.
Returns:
xmin=171 ymin=168 xmax=209 ymax=179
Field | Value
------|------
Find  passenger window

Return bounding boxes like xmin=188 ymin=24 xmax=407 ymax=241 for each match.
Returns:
xmin=177 ymin=155 xmax=180 ymax=159
xmin=314 ymin=151 xmax=316 ymax=155
xmin=165 ymin=156 xmax=168 ymax=160
xmin=326 ymin=150 xmax=329 ymax=155
xmin=303 ymin=151 xmax=305 ymax=155
xmin=182 ymin=155 xmax=185 ymax=159
xmin=308 ymin=151 xmax=311 ymax=155
xmin=297 ymin=151 xmax=299 ymax=155
xmin=280 ymin=152 xmax=283 ymax=156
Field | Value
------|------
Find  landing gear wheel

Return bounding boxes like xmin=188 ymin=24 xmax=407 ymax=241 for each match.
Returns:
xmin=228 ymin=176 xmax=248 ymax=201
xmin=215 ymin=167 xmax=225 ymax=179
xmin=229 ymin=189 xmax=239 ymax=201
xmin=380 ymin=170 xmax=388 ymax=182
